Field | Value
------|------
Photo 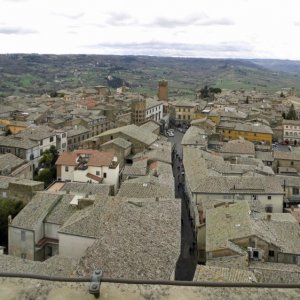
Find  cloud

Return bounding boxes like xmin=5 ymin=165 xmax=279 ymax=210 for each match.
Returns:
xmin=85 ymin=41 xmax=253 ymax=58
xmin=52 ymin=12 xmax=85 ymax=20
xmin=0 ymin=26 xmax=37 ymax=35
xmin=149 ymin=15 xmax=234 ymax=28
xmin=104 ymin=12 xmax=138 ymax=26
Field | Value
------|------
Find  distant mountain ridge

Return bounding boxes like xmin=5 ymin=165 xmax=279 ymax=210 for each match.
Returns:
xmin=0 ymin=54 xmax=299 ymax=98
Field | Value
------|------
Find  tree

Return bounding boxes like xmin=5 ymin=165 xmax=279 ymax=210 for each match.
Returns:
xmin=37 ymin=168 xmax=53 ymax=188
xmin=200 ymin=85 xmax=209 ymax=98
xmin=280 ymin=92 xmax=285 ymax=98
xmin=37 ymin=146 xmax=59 ymax=185
xmin=39 ymin=146 xmax=59 ymax=168
xmin=0 ymin=198 xmax=24 ymax=251
xmin=286 ymin=104 xmax=297 ymax=120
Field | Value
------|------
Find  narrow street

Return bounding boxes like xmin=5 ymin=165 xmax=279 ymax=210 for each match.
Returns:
xmin=168 ymin=128 xmax=198 ymax=281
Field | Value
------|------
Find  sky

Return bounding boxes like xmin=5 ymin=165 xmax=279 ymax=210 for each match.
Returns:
xmin=1 ymin=0 xmax=300 ymax=59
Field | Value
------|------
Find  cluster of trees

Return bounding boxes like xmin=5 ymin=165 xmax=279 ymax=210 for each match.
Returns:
xmin=199 ymin=86 xmax=222 ymax=99
xmin=34 ymin=145 xmax=59 ymax=188
xmin=0 ymin=198 xmax=24 ymax=251
xmin=283 ymin=104 xmax=298 ymax=120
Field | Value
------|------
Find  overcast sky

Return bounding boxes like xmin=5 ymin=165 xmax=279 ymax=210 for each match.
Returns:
xmin=1 ymin=0 xmax=300 ymax=59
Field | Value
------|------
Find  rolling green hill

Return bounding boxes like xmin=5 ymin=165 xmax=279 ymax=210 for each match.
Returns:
xmin=0 ymin=54 xmax=299 ymax=98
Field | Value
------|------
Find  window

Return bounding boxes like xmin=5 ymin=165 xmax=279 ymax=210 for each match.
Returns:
xmin=50 ymin=137 xmax=54 ymax=142
xmin=291 ymin=161 xmax=294 ymax=166
xmin=269 ymin=250 xmax=275 ymax=257
xmin=103 ymin=172 xmax=107 ymax=178
xmin=292 ymin=187 xmax=299 ymax=195
xmin=62 ymin=143 xmax=66 ymax=148
xmin=62 ymin=133 xmax=66 ymax=138
xmin=267 ymin=195 xmax=272 ymax=200
xmin=21 ymin=231 xmax=26 ymax=241
xmin=46 ymin=246 xmax=53 ymax=257
xmin=40 ymin=149 xmax=43 ymax=156
xmin=30 ymin=154 xmax=34 ymax=160
xmin=96 ymin=171 xmax=100 ymax=176
xmin=40 ymin=140 xmax=43 ymax=146
xmin=265 ymin=205 xmax=273 ymax=213
xmin=65 ymin=166 xmax=69 ymax=172
xmin=252 ymin=195 xmax=257 ymax=200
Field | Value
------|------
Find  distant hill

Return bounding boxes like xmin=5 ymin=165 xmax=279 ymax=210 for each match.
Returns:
xmin=0 ymin=54 xmax=300 ymax=98
xmin=250 ymin=59 xmax=300 ymax=75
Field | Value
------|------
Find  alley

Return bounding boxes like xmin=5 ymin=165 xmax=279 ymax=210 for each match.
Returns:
xmin=168 ymin=128 xmax=198 ymax=281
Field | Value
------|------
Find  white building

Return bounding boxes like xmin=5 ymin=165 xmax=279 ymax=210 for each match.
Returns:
xmin=282 ymin=119 xmax=300 ymax=146
xmin=55 ymin=149 xmax=120 ymax=192
xmin=54 ymin=130 xmax=68 ymax=154
xmin=145 ymin=99 xmax=163 ymax=122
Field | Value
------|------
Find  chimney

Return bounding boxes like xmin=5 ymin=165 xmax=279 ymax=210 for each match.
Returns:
xmin=267 ymin=214 xmax=271 ymax=221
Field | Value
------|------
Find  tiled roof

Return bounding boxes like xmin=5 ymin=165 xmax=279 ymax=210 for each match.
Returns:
xmin=101 ymin=137 xmax=132 ymax=149
xmin=276 ymin=175 xmax=300 ymax=187
xmin=139 ymin=120 xmax=160 ymax=133
xmin=0 ymin=175 xmax=16 ymax=189
xmin=15 ymin=126 xmax=56 ymax=141
xmin=97 ymin=124 xmax=158 ymax=146
xmin=193 ymin=265 xmax=256 ymax=283
xmin=206 ymin=202 xmax=252 ymax=252
xmin=282 ymin=119 xmax=300 ymax=125
xmin=0 ymin=153 xmax=25 ymax=171
xmin=66 ymin=125 xmax=91 ymax=137
xmin=44 ymin=194 xmax=78 ymax=225
xmin=118 ymin=177 xmax=175 ymax=198
xmin=60 ymin=182 xmax=111 ymax=196
xmin=0 ymin=255 xmax=78 ymax=277
xmin=11 ymin=193 xmax=62 ymax=230
xmin=221 ymin=139 xmax=255 ymax=155
xmin=86 ymin=173 xmax=103 ymax=182
xmin=274 ymin=151 xmax=300 ymax=161
xmin=122 ymin=159 xmax=148 ymax=177
xmin=0 ymin=136 xmax=39 ymax=149
xmin=181 ymin=126 xmax=207 ymax=146
xmin=145 ymin=98 xmax=162 ymax=109
xmin=251 ymin=217 xmax=300 ymax=254
xmin=75 ymin=197 xmax=181 ymax=280
xmin=55 ymin=150 xmax=114 ymax=167
xmin=255 ymin=151 xmax=274 ymax=162
xmin=194 ymin=176 xmax=283 ymax=194
xmin=55 ymin=152 xmax=78 ymax=166
xmin=218 ymin=121 xmax=273 ymax=134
